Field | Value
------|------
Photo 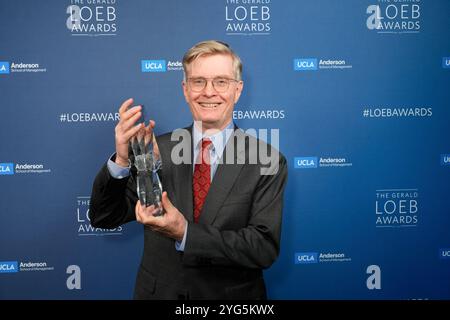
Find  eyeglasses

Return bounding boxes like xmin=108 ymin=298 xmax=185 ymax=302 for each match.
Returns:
xmin=187 ymin=77 xmax=239 ymax=93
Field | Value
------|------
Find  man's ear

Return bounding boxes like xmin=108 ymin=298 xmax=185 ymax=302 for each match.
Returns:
xmin=182 ymin=81 xmax=189 ymax=103
xmin=234 ymin=81 xmax=244 ymax=103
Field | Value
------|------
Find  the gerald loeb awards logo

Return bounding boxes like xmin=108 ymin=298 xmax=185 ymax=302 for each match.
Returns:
xmin=77 ymin=196 xmax=123 ymax=236
xmin=375 ymin=188 xmax=419 ymax=227
xmin=225 ymin=0 xmax=271 ymax=36
xmin=67 ymin=0 xmax=118 ymax=36
xmin=366 ymin=1 xmax=421 ymax=34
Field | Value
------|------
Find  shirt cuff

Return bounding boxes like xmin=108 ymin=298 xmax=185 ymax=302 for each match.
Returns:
xmin=107 ymin=154 xmax=131 ymax=179
xmin=175 ymin=222 xmax=188 ymax=252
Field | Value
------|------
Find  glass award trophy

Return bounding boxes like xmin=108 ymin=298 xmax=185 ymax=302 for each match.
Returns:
xmin=129 ymin=107 xmax=164 ymax=216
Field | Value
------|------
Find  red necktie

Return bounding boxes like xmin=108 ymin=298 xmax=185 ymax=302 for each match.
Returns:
xmin=193 ymin=139 xmax=212 ymax=223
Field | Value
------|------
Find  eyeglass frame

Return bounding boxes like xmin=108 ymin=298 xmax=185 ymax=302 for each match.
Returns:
xmin=186 ymin=77 xmax=241 ymax=93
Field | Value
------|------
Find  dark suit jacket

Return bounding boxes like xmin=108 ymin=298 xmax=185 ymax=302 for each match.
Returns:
xmin=89 ymin=126 xmax=288 ymax=299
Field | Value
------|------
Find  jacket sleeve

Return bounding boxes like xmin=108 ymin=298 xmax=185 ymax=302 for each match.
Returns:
xmin=89 ymin=162 xmax=138 ymax=229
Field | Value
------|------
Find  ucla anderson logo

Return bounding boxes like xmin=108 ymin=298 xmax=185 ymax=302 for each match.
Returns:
xmin=441 ymin=154 xmax=450 ymax=166
xmin=294 ymin=59 xmax=317 ymax=71
xmin=0 ymin=163 xmax=14 ymax=175
xmin=440 ymin=249 xmax=450 ymax=260
xmin=141 ymin=60 xmax=166 ymax=72
xmin=0 ymin=261 xmax=18 ymax=273
xmin=294 ymin=157 xmax=318 ymax=169
xmin=294 ymin=58 xmax=352 ymax=71
xmin=0 ymin=61 xmax=46 ymax=73
xmin=295 ymin=252 xmax=318 ymax=264
xmin=0 ymin=162 xmax=50 ymax=175
xmin=0 ymin=62 xmax=10 ymax=74
xmin=443 ymin=58 xmax=450 ymax=69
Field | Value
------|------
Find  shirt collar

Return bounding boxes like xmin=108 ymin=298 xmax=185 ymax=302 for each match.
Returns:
xmin=193 ymin=121 xmax=234 ymax=157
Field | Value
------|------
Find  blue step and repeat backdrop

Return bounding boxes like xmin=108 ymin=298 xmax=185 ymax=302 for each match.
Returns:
xmin=1 ymin=0 xmax=449 ymax=300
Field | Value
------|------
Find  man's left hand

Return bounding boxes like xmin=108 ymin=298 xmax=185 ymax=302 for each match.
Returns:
xmin=135 ymin=192 xmax=187 ymax=241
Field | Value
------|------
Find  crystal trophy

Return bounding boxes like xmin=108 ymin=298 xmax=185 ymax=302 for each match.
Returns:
xmin=129 ymin=110 xmax=164 ymax=216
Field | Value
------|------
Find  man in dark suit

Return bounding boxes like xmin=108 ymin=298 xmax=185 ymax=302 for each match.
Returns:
xmin=89 ymin=40 xmax=288 ymax=299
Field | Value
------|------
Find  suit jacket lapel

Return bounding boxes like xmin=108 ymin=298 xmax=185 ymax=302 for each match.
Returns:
xmin=176 ymin=160 xmax=194 ymax=223
xmin=199 ymin=128 xmax=246 ymax=225
xmin=166 ymin=126 xmax=194 ymax=223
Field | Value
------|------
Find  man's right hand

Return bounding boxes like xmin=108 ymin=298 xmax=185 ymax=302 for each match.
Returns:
xmin=115 ymin=98 xmax=155 ymax=167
